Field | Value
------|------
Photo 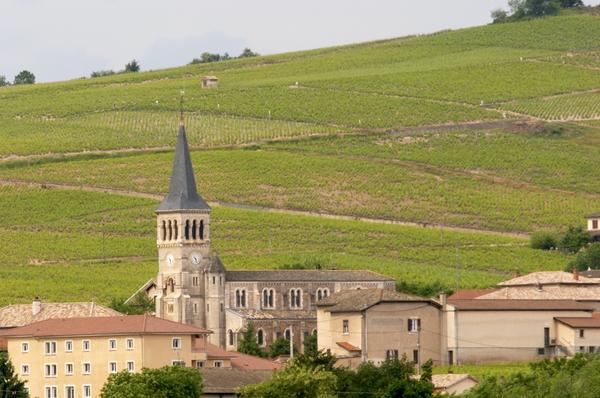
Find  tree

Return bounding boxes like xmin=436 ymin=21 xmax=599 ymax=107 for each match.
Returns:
xmin=13 ymin=70 xmax=35 ymax=85
xmin=530 ymin=231 xmax=557 ymax=250
xmin=269 ymin=336 xmax=297 ymax=358
xmin=491 ymin=8 xmax=509 ymax=22
xmin=238 ymin=48 xmax=260 ymax=58
xmin=124 ymin=60 xmax=140 ymax=73
xmin=559 ymin=0 xmax=583 ymax=6
xmin=237 ymin=322 xmax=266 ymax=357
xmin=567 ymin=242 xmax=600 ymax=271
xmin=91 ymin=70 xmax=116 ymax=78
xmin=558 ymin=226 xmax=592 ymax=253
xmin=100 ymin=365 xmax=203 ymax=398
xmin=108 ymin=292 xmax=155 ymax=315
xmin=0 ymin=76 xmax=9 ymax=87
xmin=525 ymin=0 xmax=561 ymax=16
xmin=237 ymin=362 xmax=338 ymax=398
xmin=0 ymin=352 xmax=29 ymax=398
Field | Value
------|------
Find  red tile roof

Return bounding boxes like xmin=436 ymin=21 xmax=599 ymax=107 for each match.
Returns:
xmin=448 ymin=299 xmax=595 ymax=312
xmin=554 ymin=317 xmax=600 ymax=328
xmin=195 ymin=339 xmax=281 ymax=370
xmin=336 ymin=342 xmax=361 ymax=352
xmin=0 ymin=315 xmax=212 ymax=338
xmin=0 ymin=301 xmax=123 ymax=328
xmin=449 ymin=290 xmax=496 ymax=299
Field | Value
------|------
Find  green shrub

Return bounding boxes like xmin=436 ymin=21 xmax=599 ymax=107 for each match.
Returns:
xmin=530 ymin=231 xmax=557 ymax=250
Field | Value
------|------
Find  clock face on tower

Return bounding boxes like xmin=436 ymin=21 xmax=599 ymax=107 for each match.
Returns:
xmin=166 ymin=254 xmax=175 ymax=267
xmin=190 ymin=252 xmax=201 ymax=265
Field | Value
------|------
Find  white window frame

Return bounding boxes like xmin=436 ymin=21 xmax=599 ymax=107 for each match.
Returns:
xmin=44 ymin=341 xmax=57 ymax=355
xmin=83 ymin=385 xmax=92 ymax=398
xmin=109 ymin=339 xmax=117 ymax=350
xmin=45 ymin=386 xmax=58 ymax=398
xmin=65 ymin=385 xmax=75 ymax=398
xmin=290 ymin=288 xmax=302 ymax=308
xmin=126 ymin=338 xmax=134 ymax=350
xmin=343 ymin=319 xmax=349 ymax=334
xmin=172 ymin=337 xmax=181 ymax=349
xmin=126 ymin=360 xmax=135 ymax=373
xmin=214 ymin=361 xmax=223 ymax=367
xmin=196 ymin=361 xmax=205 ymax=368
xmin=83 ymin=340 xmax=91 ymax=352
xmin=21 ymin=342 xmax=29 ymax=353
xmin=21 ymin=364 xmax=29 ymax=376
xmin=108 ymin=361 xmax=118 ymax=374
xmin=44 ymin=363 xmax=57 ymax=378
xmin=82 ymin=362 xmax=91 ymax=375
xmin=65 ymin=362 xmax=74 ymax=375
xmin=65 ymin=340 xmax=73 ymax=352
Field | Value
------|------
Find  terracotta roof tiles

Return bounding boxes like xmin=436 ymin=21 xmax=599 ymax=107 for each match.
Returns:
xmin=316 ymin=289 xmax=430 ymax=312
xmin=448 ymin=299 xmax=595 ymax=311
xmin=449 ymin=290 xmax=496 ymax=299
xmin=0 ymin=315 xmax=212 ymax=338
xmin=498 ymin=271 xmax=599 ymax=287
xmin=201 ymin=368 xmax=274 ymax=394
xmin=0 ymin=301 xmax=123 ymax=328
xmin=478 ymin=286 xmax=600 ymax=301
xmin=554 ymin=317 xmax=600 ymax=328
xmin=226 ymin=270 xmax=395 ymax=282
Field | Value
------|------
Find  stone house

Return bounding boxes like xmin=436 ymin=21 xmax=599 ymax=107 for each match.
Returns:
xmin=202 ymin=76 xmax=219 ymax=88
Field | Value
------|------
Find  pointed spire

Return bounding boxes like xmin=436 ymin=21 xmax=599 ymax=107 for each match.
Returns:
xmin=156 ymin=123 xmax=211 ymax=212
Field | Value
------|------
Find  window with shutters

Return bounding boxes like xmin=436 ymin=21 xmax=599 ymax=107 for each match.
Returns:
xmin=408 ymin=318 xmax=421 ymax=332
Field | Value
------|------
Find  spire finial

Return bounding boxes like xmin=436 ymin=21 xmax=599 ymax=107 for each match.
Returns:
xmin=179 ymin=89 xmax=185 ymax=125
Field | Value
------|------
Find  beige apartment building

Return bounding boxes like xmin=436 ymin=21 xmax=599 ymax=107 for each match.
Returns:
xmin=316 ymin=289 xmax=443 ymax=370
xmin=0 ymin=314 xmax=211 ymax=398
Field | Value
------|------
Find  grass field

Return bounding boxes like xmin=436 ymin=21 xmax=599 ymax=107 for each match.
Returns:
xmin=1 ymin=13 xmax=600 ymax=305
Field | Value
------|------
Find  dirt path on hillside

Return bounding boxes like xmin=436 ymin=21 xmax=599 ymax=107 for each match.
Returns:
xmin=0 ymin=178 xmax=529 ymax=238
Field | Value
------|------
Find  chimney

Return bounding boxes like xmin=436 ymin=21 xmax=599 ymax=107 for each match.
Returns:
xmin=32 ymin=297 xmax=41 ymax=316
xmin=440 ymin=291 xmax=447 ymax=307
xmin=513 ymin=269 xmax=520 ymax=279
xmin=573 ymin=269 xmax=579 ymax=281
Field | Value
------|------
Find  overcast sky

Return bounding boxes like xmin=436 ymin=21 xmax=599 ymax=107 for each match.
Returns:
xmin=2 ymin=0 xmax=599 ymax=83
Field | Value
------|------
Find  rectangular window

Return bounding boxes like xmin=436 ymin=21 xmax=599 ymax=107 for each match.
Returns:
xmin=386 ymin=349 xmax=399 ymax=359
xmin=83 ymin=385 xmax=92 ymax=398
xmin=580 ymin=329 xmax=585 ymax=338
xmin=594 ymin=220 xmax=598 ymax=229
xmin=448 ymin=350 xmax=454 ymax=366
xmin=168 ymin=304 xmax=174 ymax=313
xmin=65 ymin=386 xmax=75 ymax=398
xmin=127 ymin=360 xmax=135 ymax=373
xmin=21 ymin=342 xmax=29 ymax=353
xmin=109 ymin=339 xmax=117 ymax=350
xmin=537 ymin=347 xmax=545 ymax=355
xmin=83 ymin=362 xmax=91 ymax=375
xmin=343 ymin=320 xmax=349 ymax=334
xmin=44 ymin=364 xmax=57 ymax=377
xmin=193 ymin=276 xmax=199 ymax=286
xmin=408 ymin=318 xmax=421 ymax=332
xmin=21 ymin=364 xmax=29 ymax=375
xmin=65 ymin=340 xmax=73 ymax=352
xmin=214 ymin=361 xmax=223 ymax=367
xmin=196 ymin=361 xmax=205 ymax=368
xmin=413 ymin=349 xmax=419 ymax=365
xmin=109 ymin=361 xmax=118 ymax=374
xmin=172 ymin=337 xmax=181 ymax=349
xmin=83 ymin=340 xmax=91 ymax=351
xmin=65 ymin=363 xmax=74 ymax=375
xmin=45 ymin=386 xmax=58 ymax=398
xmin=126 ymin=338 xmax=134 ymax=350
xmin=44 ymin=341 xmax=57 ymax=355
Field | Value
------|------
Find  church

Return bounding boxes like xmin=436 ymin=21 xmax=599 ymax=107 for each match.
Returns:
xmin=142 ymin=116 xmax=397 ymax=351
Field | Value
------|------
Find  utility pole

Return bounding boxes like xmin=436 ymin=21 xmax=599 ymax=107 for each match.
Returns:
xmin=417 ymin=325 xmax=421 ymax=375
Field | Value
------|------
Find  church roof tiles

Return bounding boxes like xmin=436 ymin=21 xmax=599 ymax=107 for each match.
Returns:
xmin=226 ymin=270 xmax=395 ymax=282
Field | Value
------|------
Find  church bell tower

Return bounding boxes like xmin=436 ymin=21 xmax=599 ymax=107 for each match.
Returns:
xmin=154 ymin=114 xmax=226 ymax=347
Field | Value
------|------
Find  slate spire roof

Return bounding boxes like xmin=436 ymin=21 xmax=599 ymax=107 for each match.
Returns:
xmin=156 ymin=121 xmax=211 ymax=212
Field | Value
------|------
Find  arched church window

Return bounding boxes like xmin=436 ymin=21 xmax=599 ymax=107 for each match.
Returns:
xmin=185 ymin=220 xmax=190 ymax=240
xmin=263 ymin=288 xmax=275 ymax=309
xmin=241 ymin=290 xmax=246 ymax=307
xmin=290 ymin=288 xmax=301 ymax=308
xmin=200 ymin=220 xmax=204 ymax=240
xmin=162 ymin=221 xmax=167 ymax=241
xmin=228 ymin=330 xmax=234 ymax=346
xmin=317 ymin=290 xmax=322 ymax=301
xmin=236 ymin=290 xmax=241 ymax=307
xmin=192 ymin=220 xmax=197 ymax=240
xmin=285 ymin=329 xmax=291 ymax=340
xmin=257 ymin=329 xmax=264 ymax=345
xmin=168 ymin=220 xmax=172 ymax=241
xmin=173 ymin=220 xmax=178 ymax=240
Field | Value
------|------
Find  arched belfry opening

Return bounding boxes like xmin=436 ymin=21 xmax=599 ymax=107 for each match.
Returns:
xmin=200 ymin=220 xmax=204 ymax=240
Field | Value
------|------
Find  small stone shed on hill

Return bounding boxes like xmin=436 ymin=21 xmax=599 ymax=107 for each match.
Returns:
xmin=202 ymin=76 xmax=219 ymax=88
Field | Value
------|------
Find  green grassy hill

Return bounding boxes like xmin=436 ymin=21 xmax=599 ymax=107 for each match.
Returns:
xmin=1 ymin=14 xmax=600 ymax=305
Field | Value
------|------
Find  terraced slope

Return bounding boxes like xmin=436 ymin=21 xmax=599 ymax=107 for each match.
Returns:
xmin=1 ymin=14 xmax=600 ymax=304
